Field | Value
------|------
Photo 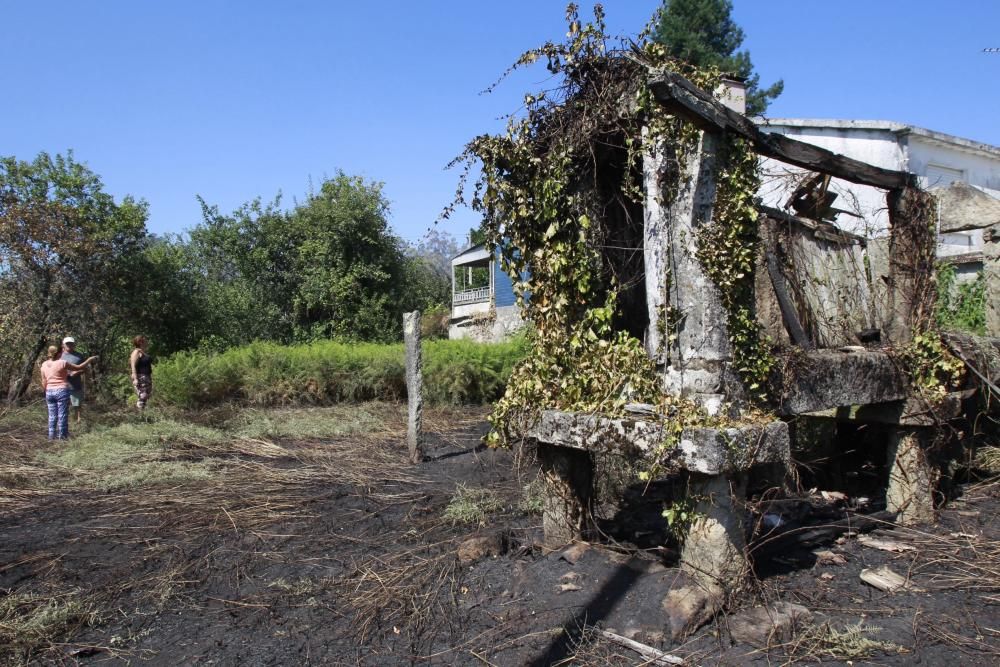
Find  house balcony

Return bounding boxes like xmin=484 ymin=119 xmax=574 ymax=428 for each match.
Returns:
xmin=453 ymin=285 xmax=491 ymax=306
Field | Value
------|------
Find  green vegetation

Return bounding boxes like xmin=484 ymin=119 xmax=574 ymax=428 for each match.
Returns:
xmin=35 ymin=405 xmax=392 ymax=492
xmin=40 ymin=418 xmax=223 ymax=491
xmin=450 ymin=5 xmax=765 ymax=449
xmin=935 ymin=262 xmax=986 ymax=334
xmin=0 ymin=151 xmax=148 ymax=401
xmin=1 ymin=154 xmax=465 ymax=406
xmin=654 ymin=0 xmax=783 ymax=115
xmin=154 ymin=337 xmax=526 ymax=408
xmin=901 ymin=330 xmax=966 ymax=396
xmin=443 ymin=483 xmax=506 ymax=526
xmin=791 ymin=622 xmax=902 ymax=660
xmin=519 ymin=476 xmax=546 ymax=515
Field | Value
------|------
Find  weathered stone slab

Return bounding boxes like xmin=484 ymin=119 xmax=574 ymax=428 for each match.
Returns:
xmin=804 ymin=390 xmax=971 ymax=426
xmin=528 ymin=410 xmax=789 ymax=476
xmin=933 ymin=182 xmax=1000 ymax=233
xmin=777 ymin=349 xmax=908 ymax=416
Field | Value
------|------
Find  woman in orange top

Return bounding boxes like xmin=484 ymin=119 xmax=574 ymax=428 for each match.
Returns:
xmin=40 ymin=345 xmax=97 ymax=440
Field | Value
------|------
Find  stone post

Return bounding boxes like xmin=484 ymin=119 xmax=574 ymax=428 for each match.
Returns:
xmin=404 ymin=311 xmax=424 ymax=464
xmin=644 ymin=130 xmax=732 ymax=408
xmin=537 ymin=443 xmax=594 ymax=549
xmin=680 ymin=473 xmax=749 ymax=591
xmin=984 ymin=224 xmax=1000 ymax=336
xmin=885 ymin=426 xmax=936 ymax=526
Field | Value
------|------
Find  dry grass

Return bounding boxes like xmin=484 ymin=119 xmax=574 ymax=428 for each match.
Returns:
xmin=336 ymin=539 xmax=462 ymax=645
xmin=0 ymin=589 xmax=100 ymax=660
xmin=975 ymin=446 xmax=1000 ymax=474
xmin=443 ymin=483 xmax=507 ymax=526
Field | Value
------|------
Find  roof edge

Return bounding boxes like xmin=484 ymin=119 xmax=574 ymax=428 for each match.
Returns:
xmin=758 ymin=118 xmax=1000 ymax=159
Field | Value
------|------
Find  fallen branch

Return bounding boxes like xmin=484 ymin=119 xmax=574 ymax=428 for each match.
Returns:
xmin=594 ymin=629 xmax=685 ymax=666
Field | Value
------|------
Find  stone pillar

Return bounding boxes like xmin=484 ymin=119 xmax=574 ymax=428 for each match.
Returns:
xmin=680 ymin=474 xmax=749 ymax=591
xmin=403 ymin=311 xmax=424 ymax=464
xmin=644 ymin=130 xmax=732 ymax=408
xmin=886 ymin=426 xmax=936 ymax=526
xmin=984 ymin=224 xmax=1000 ymax=336
xmin=538 ymin=443 xmax=594 ymax=549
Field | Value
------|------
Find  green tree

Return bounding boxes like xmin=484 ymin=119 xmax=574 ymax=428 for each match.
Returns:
xmin=188 ymin=196 xmax=297 ymax=347
xmin=0 ymin=151 xmax=148 ymax=401
xmin=289 ymin=173 xmax=406 ymax=341
xmin=403 ymin=229 xmax=460 ymax=311
xmin=187 ymin=172 xmax=410 ymax=346
xmin=654 ymin=0 xmax=782 ymax=115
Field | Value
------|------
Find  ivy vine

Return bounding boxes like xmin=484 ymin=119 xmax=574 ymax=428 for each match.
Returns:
xmin=447 ymin=4 xmax=772 ymax=449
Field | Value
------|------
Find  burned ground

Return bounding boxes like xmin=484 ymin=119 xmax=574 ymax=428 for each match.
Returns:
xmin=1 ymin=404 xmax=998 ymax=666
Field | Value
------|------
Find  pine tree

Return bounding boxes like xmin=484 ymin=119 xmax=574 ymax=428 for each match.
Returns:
xmin=654 ymin=0 xmax=783 ymax=115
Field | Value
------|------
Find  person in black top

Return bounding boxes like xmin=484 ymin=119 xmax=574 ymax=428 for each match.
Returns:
xmin=129 ymin=335 xmax=154 ymax=410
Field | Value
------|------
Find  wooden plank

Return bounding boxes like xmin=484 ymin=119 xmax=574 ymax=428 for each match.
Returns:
xmin=647 ymin=72 xmax=916 ymax=190
xmin=760 ymin=218 xmax=813 ymax=349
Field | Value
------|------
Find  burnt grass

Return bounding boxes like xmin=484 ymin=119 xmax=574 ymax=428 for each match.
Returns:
xmin=1 ymin=405 xmax=999 ymax=666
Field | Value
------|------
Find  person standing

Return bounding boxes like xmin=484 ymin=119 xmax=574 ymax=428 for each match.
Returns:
xmin=129 ymin=335 xmax=154 ymax=411
xmin=60 ymin=336 xmax=86 ymax=424
xmin=40 ymin=345 xmax=98 ymax=439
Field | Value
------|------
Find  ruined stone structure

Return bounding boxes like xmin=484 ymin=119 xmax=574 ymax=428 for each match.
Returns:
xmin=525 ymin=70 xmax=982 ymax=598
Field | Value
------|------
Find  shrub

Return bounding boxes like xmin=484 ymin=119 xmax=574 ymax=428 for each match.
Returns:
xmin=152 ymin=336 xmax=526 ymax=408
xmin=935 ymin=263 xmax=986 ymax=334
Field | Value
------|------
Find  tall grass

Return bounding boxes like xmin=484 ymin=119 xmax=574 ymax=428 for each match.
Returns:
xmin=153 ymin=337 xmax=526 ymax=408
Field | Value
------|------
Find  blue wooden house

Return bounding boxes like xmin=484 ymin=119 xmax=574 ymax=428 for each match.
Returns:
xmin=449 ymin=243 xmax=525 ymax=341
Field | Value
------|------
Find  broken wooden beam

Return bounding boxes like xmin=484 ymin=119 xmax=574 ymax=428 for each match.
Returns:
xmin=647 ymin=71 xmax=917 ymax=191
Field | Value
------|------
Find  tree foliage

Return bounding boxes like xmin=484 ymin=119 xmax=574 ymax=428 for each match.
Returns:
xmin=1 ymin=151 xmax=457 ymax=399
xmin=0 ymin=152 xmax=148 ymax=400
xmin=654 ymin=0 xmax=782 ymax=115
xmin=184 ymin=173 xmax=453 ymax=348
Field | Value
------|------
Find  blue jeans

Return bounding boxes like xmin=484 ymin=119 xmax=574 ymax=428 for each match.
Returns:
xmin=46 ymin=387 xmax=71 ymax=440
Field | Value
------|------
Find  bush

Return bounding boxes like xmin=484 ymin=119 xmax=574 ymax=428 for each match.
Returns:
xmin=935 ymin=263 xmax=986 ymax=334
xmin=152 ymin=336 xmax=527 ymax=408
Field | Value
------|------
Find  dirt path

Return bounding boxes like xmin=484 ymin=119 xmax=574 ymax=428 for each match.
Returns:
xmin=1 ymin=405 xmax=998 ymax=665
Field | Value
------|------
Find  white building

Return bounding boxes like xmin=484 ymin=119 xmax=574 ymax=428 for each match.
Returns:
xmin=756 ymin=119 xmax=1000 ymax=266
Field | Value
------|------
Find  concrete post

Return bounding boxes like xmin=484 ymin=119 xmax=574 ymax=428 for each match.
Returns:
xmin=538 ymin=443 xmax=594 ymax=549
xmin=886 ymin=426 xmax=936 ymax=526
xmin=404 ymin=311 xmax=424 ymax=464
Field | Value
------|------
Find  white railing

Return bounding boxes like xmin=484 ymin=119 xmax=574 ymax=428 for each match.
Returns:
xmin=453 ymin=286 xmax=491 ymax=305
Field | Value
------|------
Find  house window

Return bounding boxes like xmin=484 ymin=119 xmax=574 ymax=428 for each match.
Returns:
xmin=924 ymin=163 xmax=966 ymax=188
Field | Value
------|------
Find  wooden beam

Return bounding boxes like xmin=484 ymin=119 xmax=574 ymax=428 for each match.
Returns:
xmin=647 ymin=72 xmax=916 ymax=191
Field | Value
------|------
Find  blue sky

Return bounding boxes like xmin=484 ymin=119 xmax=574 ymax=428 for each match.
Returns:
xmin=2 ymin=1 xmax=998 ymax=243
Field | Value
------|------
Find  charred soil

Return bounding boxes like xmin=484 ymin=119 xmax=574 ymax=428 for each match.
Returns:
xmin=1 ymin=404 xmax=998 ymax=665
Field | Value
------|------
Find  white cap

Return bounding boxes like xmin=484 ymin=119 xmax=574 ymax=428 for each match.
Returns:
xmin=62 ymin=336 xmax=76 ymax=344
